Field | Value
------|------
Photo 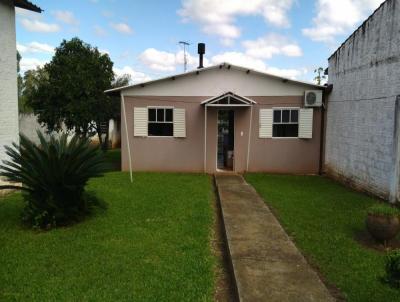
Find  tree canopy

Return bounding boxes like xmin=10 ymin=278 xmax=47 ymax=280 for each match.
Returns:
xmin=26 ymin=38 xmax=115 ymax=141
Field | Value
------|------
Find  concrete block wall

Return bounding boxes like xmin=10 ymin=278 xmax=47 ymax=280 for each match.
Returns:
xmin=326 ymin=0 xmax=400 ymax=199
xmin=0 ymin=0 xmax=19 ymax=163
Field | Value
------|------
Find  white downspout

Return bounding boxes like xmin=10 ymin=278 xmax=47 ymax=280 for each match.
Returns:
xmin=121 ymin=93 xmax=133 ymax=183
xmin=246 ymin=105 xmax=253 ymax=171
xmin=204 ymin=105 xmax=207 ymax=173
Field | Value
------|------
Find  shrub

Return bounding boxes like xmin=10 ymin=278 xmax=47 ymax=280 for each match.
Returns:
xmin=0 ymin=132 xmax=106 ymax=228
xmin=367 ymin=203 xmax=400 ymax=217
xmin=383 ymin=250 xmax=400 ymax=288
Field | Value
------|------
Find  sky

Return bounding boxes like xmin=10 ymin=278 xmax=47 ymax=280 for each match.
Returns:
xmin=15 ymin=0 xmax=385 ymax=84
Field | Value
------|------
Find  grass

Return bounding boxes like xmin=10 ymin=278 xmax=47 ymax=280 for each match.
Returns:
xmin=0 ymin=172 xmax=215 ymax=301
xmin=103 ymin=148 xmax=121 ymax=171
xmin=245 ymin=174 xmax=400 ymax=302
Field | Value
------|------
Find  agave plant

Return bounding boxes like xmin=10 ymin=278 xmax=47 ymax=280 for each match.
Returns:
xmin=0 ymin=132 xmax=106 ymax=228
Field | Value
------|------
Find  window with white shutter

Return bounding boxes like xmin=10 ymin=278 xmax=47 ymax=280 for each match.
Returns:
xmin=134 ymin=107 xmax=148 ymax=137
xmin=173 ymin=108 xmax=186 ymax=138
xmin=298 ymin=108 xmax=313 ymax=139
xmin=259 ymin=109 xmax=273 ymax=138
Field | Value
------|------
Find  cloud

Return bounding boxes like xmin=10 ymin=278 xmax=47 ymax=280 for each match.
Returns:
xmin=242 ymin=34 xmax=302 ymax=59
xmin=139 ymin=48 xmax=203 ymax=72
xmin=264 ymin=67 xmax=308 ymax=79
xmin=102 ymin=10 xmax=114 ymax=18
xmin=302 ymin=0 xmax=384 ymax=43
xmin=20 ymin=57 xmax=48 ymax=73
xmin=211 ymin=51 xmax=267 ymax=71
xmin=178 ymin=0 xmax=294 ymax=44
xmin=210 ymin=51 xmax=307 ymax=79
xmin=94 ymin=25 xmax=107 ymax=36
xmin=17 ymin=42 xmax=54 ymax=54
xmin=113 ymin=66 xmax=151 ymax=83
xmin=20 ymin=18 xmax=60 ymax=33
xmin=99 ymin=49 xmax=110 ymax=55
xmin=110 ymin=22 xmax=133 ymax=34
xmin=52 ymin=10 xmax=79 ymax=25
xmin=15 ymin=7 xmax=38 ymax=18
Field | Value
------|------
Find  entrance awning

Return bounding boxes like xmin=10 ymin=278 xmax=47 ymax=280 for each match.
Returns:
xmin=201 ymin=92 xmax=256 ymax=107
xmin=202 ymin=92 xmax=255 ymax=173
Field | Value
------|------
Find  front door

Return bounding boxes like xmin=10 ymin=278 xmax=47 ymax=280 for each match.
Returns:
xmin=217 ymin=110 xmax=234 ymax=171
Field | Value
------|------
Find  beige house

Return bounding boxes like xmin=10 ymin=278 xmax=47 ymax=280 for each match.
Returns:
xmin=108 ymin=62 xmax=325 ymax=174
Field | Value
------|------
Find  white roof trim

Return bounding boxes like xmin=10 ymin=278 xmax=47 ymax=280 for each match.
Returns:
xmin=201 ymin=91 xmax=256 ymax=105
xmin=105 ymin=62 xmax=324 ymax=93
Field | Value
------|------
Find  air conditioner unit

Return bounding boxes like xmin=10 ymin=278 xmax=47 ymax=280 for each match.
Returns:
xmin=304 ymin=90 xmax=322 ymax=107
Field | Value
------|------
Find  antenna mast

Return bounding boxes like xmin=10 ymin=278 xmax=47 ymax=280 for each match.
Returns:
xmin=179 ymin=41 xmax=190 ymax=72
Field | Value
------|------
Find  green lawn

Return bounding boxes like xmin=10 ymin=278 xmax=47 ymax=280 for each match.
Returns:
xmin=103 ymin=148 xmax=121 ymax=171
xmin=0 ymin=172 xmax=215 ymax=301
xmin=245 ymin=174 xmax=400 ymax=302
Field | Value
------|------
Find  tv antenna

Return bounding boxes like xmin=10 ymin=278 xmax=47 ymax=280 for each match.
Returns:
xmin=179 ymin=41 xmax=190 ymax=72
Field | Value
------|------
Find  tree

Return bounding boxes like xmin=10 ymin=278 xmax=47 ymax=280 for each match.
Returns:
xmin=16 ymin=51 xmax=31 ymax=113
xmin=314 ymin=67 xmax=327 ymax=85
xmin=110 ymin=74 xmax=131 ymax=121
xmin=19 ymin=67 xmax=47 ymax=114
xmin=26 ymin=38 xmax=115 ymax=149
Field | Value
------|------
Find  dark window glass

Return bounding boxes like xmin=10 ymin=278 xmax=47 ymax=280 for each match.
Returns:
xmin=165 ymin=109 xmax=173 ymax=122
xmin=273 ymin=124 xmax=298 ymax=137
xmin=157 ymin=108 xmax=164 ymax=122
xmin=148 ymin=109 xmax=156 ymax=121
xmin=273 ymin=110 xmax=281 ymax=123
xmin=282 ymin=110 xmax=290 ymax=123
xmin=148 ymin=123 xmax=173 ymax=136
xmin=291 ymin=110 xmax=298 ymax=123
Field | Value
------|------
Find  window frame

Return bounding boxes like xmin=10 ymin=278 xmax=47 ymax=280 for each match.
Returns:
xmin=272 ymin=107 xmax=300 ymax=139
xmin=147 ymin=106 xmax=174 ymax=137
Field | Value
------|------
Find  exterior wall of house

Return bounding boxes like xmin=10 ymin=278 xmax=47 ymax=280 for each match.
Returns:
xmin=249 ymin=97 xmax=321 ymax=173
xmin=121 ymin=95 xmax=322 ymax=174
xmin=0 ymin=0 xmax=18 ymax=163
xmin=325 ymin=0 xmax=400 ymax=200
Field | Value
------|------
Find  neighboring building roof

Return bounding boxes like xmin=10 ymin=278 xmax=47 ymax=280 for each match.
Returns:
xmin=328 ymin=0 xmax=389 ymax=60
xmin=105 ymin=62 xmax=323 ymax=93
xmin=14 ymin=0 xmax=42 ymax=13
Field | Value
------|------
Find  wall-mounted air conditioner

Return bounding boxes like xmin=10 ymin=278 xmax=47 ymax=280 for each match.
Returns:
xmin=304 ymin=90 xmax=322 ymax=107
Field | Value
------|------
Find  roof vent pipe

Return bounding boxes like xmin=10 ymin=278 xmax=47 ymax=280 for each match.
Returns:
xmin=198 ymin=43 xmax=205 ymax=69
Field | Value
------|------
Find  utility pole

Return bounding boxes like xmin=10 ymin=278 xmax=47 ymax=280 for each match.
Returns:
xmin=179 ymin=41 xmax=190 ymax=72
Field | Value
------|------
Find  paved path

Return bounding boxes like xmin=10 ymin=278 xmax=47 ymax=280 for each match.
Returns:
xmin=215 ymin=174 xmax=334 ymax=302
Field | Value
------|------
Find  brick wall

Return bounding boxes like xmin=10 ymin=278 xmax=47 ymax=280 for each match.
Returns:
xmin=326 ymin=0 xmax=400 ymax=199
xmin=0 ymin=0 xmax=18 ymax=163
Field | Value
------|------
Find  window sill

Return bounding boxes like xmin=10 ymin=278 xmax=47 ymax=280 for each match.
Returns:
xmin=272 ymin=137 xmax=299 ymax=139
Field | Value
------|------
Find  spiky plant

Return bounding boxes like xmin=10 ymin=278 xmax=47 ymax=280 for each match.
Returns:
xmin=0 ymin=132 xmax=106 ymax=228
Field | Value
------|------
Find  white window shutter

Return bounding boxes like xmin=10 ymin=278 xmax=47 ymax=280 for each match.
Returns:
xmin=259 ymin=109 xmax=273 ymax=138
xmin=173 ymin=108 xmax=186 ymax=138
xmin=299 ymin=108 xmax=313 ymax=139
xmin=133 ymin=107 xmax=148 ymax=137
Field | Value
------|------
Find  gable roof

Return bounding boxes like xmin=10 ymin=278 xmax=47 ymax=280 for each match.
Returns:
xmin=105 ymin=62 xmax=323 ymax=94
xmin=201 ymin=91 xmax=256 ymax=105
xmin=14 ymin=0 xmax=42 ymax=12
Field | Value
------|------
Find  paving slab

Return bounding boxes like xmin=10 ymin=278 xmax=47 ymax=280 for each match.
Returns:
xmin=215 ymin=174 xmax=335 ymax=302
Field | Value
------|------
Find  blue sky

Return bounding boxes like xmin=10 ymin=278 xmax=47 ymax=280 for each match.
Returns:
xmin=15 ymin=0 xmax=384 ymax=83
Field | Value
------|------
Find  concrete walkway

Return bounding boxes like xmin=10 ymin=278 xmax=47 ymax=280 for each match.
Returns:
xmin=215 ymin=174 xmax=334 ymax=302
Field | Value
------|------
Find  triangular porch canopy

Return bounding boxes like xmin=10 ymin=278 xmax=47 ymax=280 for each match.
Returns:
xmin=201 ymin=92 xmax=256 ymax=107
